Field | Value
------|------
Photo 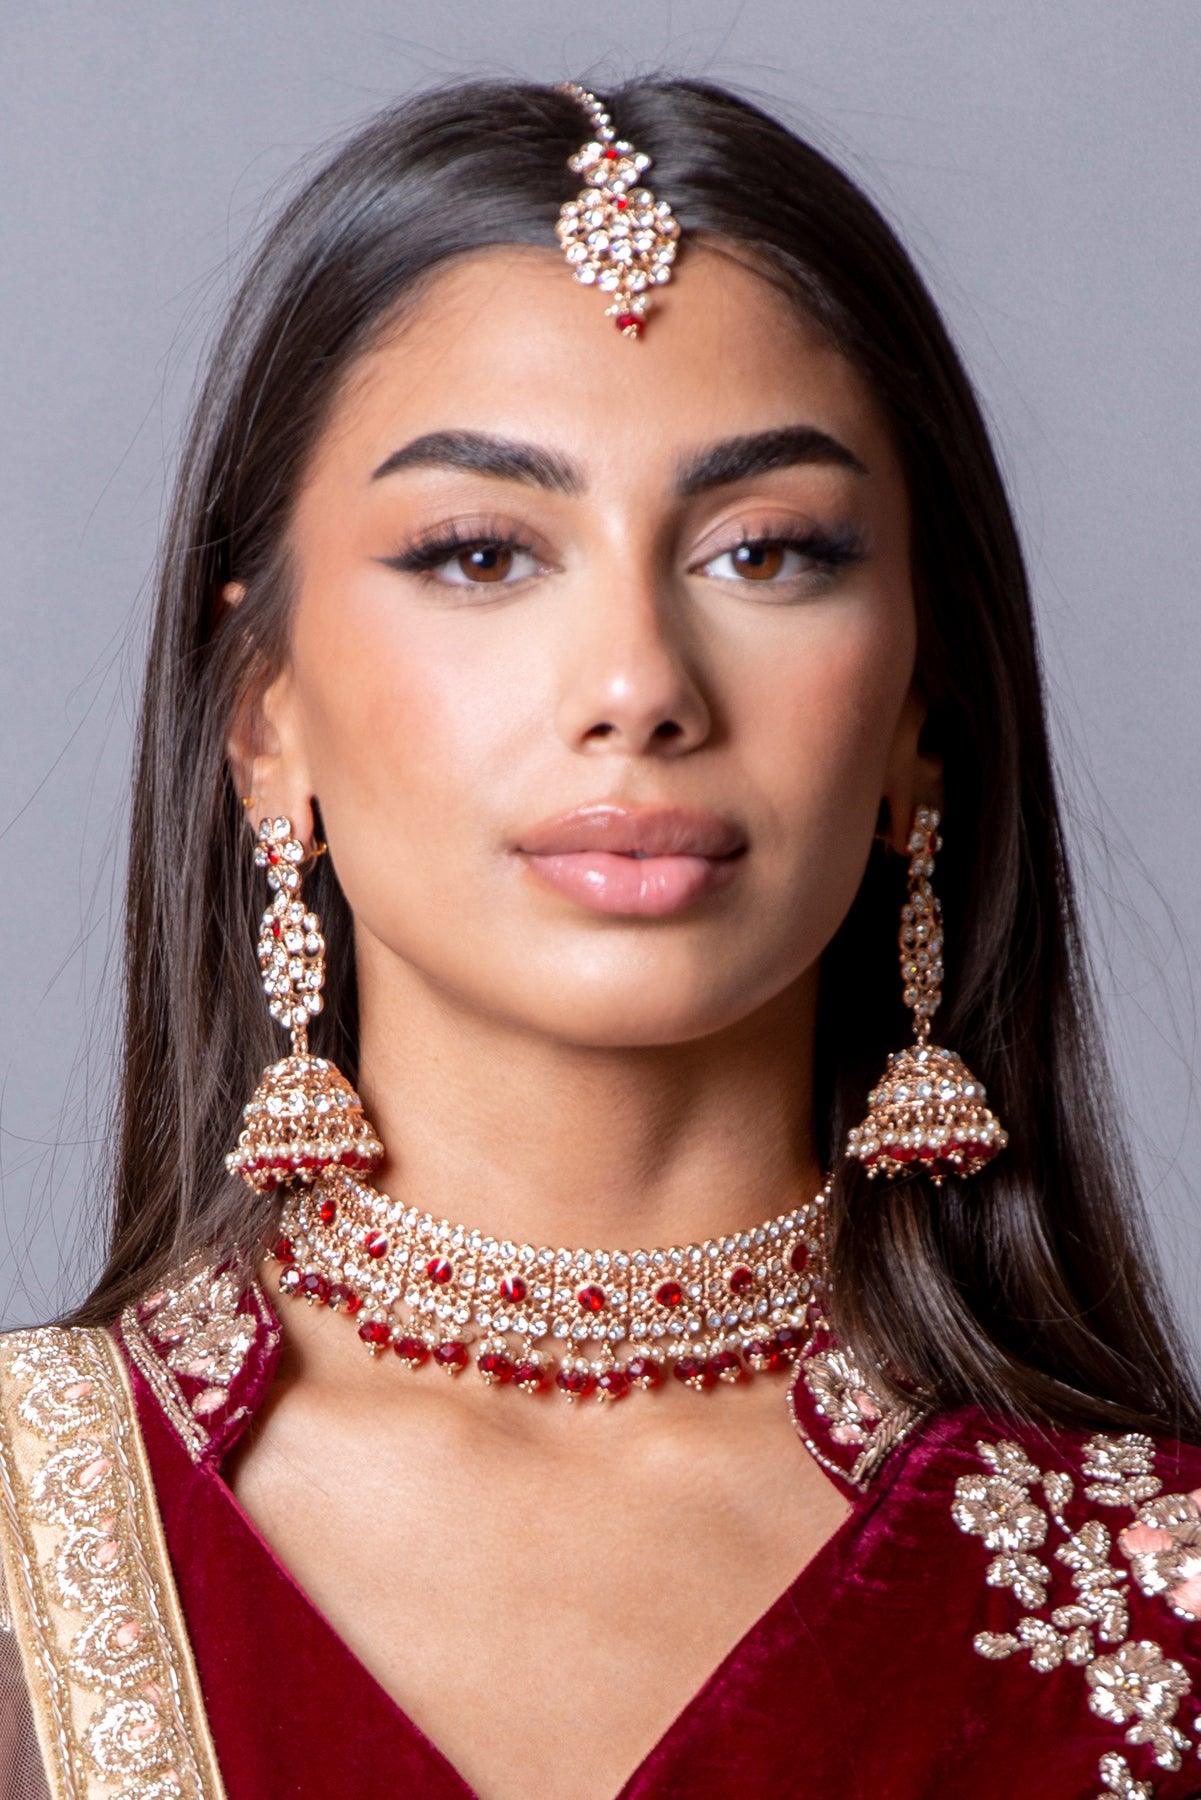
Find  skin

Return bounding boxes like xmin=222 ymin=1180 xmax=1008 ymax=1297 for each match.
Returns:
xmin=220 ymin=238 xmax=942 ymax=1797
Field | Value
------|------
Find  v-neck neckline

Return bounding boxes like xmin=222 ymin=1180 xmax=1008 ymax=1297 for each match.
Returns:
xmin=198 ymin=1366 xmax=908 ymax=1800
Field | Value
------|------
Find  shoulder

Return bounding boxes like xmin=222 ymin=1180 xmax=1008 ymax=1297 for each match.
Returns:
xmin=918 ymin=1401 xmax=1201 ymax=1795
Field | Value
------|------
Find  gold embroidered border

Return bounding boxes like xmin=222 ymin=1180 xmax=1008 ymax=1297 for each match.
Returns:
xmin=0 ymin=1323 xmax=226 ymax=1798
xmin=952 ymin=1430 xmax=1201 ymax=1800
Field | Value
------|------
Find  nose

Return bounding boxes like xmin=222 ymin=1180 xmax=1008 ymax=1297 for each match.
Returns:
xmin=554 ymin=564 xmax=714 ymax=757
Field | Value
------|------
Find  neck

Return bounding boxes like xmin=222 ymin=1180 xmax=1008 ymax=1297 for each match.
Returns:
xmin=351 ymin=944 xmax=826 ymax=1249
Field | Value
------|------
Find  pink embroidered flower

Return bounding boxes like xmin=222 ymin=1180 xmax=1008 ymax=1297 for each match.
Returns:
xmin=1117 ymin=1486 xmax=1201 ymax=1618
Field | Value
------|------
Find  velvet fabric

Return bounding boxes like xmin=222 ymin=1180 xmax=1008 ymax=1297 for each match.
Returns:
xmin=111 ymin=1282 xmax=1201 ymax=1799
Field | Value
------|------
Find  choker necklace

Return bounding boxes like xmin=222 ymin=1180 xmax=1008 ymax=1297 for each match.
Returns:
xmin=268 ymin=1164 xmax=834 ymax=1404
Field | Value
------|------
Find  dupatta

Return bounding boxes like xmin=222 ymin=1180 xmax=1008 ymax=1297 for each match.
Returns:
xmin=0 ymin=1322 xmax=225 ymax=1799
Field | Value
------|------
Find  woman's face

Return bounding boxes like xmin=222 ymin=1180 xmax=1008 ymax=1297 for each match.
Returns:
xmin=233 ymin=240 xmax=927 ymax=1049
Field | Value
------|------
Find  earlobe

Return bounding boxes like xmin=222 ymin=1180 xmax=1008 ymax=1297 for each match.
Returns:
xmin=224 ymin=662 xmax=316 ymax=848
xmin=879 ymin=685 xmax=943 ymax=857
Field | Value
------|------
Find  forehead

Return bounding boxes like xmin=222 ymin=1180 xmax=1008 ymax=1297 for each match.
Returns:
xmin=306 ymin=240 xmax=900 ymax=497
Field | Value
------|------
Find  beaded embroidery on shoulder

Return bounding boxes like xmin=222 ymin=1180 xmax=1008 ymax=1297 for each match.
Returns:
xmin=117 ymin=1253 xmax=273 ymax=1463
xmin=787 ymin=1318 xmax=930 ymax=1492
xmin=952 ymin=1425 xmax=1201 ymax=1798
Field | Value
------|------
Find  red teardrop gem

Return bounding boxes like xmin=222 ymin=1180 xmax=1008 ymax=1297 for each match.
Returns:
xmin=478 ymin=1350 xmax=515 ymax=1384
xmin=513 ymin=1360 xmax=547 ymax=1391
xmin=357 ymin=1319 xmax=392 ymax=1348
xmin=555 ymin=1367 xmax=596 ymax=1400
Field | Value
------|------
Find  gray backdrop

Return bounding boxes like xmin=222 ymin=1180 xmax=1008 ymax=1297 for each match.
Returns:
xmin=3 ymin=5 xmax=1199 ymax=1344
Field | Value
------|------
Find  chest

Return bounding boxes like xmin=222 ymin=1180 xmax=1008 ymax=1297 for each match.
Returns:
xmin=220 ymin=1397 xmax=853 ymax=1799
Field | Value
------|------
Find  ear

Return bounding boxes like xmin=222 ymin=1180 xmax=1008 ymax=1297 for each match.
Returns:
xmin=877 ymin=682 xmax=943 ymax=857
xmin=220 ymin=580 xmax=317 ymax=845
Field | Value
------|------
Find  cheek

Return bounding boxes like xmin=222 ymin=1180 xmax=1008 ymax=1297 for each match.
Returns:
xmin=285 ymin=578 xmax=516 ymax=917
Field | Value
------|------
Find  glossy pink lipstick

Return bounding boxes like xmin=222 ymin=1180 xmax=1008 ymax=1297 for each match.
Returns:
xmin=513 ymin=804 xmax=748 ymax=917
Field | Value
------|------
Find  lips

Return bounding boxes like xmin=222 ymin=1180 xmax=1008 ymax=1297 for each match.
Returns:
xmin=514 ymin=804 xmax=747 ymax=859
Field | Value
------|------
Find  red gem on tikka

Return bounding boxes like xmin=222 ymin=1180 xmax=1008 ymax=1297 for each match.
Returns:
xmin=363 ymin=1230 xmax=388 ymax=1258
xmin=394 ymin=1335 xmax=429 ymax=1367
xmin=499 ymin=1274 xmax=527 ymax=1303
xmin=626 ymin=1354 xmax=663 ymax=1388
xmin=603 ymin=146 xmax=618 ymax=159
xmin=576 ymin=1284 xmax=606 ymax=1313
xmin=267 ymin=850 xmax=280 ymax=864
xmin=478 ymin=1350 xmax=515 ymax=1384
xmin=358 ymin=1319 xmax=392 ymax=1349
xmin=433 ymin=1341 xmax=468 ymax=1372
xmin=319 ymin=1196 xmax=337 ymax=1224
xmin=426 ymin=1256 xmax=453 ymax=1283
xmin=273 ymin=1235 xmax=295 ymax=1263
xmin=655 ymin=1279 xmax=683 ymax=1308
xmin=615 ymin=196 xmax=627 ymax=209
xmin=727 ymin=1265 xmax=753 ymax=1294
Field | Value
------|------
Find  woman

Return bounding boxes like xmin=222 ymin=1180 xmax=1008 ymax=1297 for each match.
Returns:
xmin=2 ymin=71 xmax=1200 ymax=1800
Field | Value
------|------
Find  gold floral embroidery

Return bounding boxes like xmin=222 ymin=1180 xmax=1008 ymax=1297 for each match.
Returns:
xmin=953 ymin=1431 xmax=1201 ymax=1794
xmin=0 ymin=1324 xmax=225 ymax=1796
xmin=789 ymin=1327 xmax=927 ymax=1491
xmin=118 ymin=1255 xmax=273 ymax=1463
xmin=1119 ymin=1491 xmax=1201 ymax=1623
xmin=1097 ymin=1749 xmax=1154 ymax=1798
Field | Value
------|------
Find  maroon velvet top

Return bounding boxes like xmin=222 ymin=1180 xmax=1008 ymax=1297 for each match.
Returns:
xmin=111 ymin=1267 xmax=1201 ymax=1799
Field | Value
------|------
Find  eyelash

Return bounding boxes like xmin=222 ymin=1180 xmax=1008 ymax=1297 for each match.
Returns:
xmin=383 ymin=518 xmax=868 ymax=594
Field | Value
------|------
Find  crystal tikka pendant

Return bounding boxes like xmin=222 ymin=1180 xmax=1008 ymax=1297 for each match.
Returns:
xmin=553 ymin=81 xmax=682 ymax=337
xmin=845 ymin=804 xmax=1008 ymax=1184
xmin=224 ymin=816 xmax=384 ymax=1194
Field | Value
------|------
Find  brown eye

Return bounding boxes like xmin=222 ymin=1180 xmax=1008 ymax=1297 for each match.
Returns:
xmin=728 ymin=542 xmax=786 ymax=582
xmin=454 ymin=543 xmax=514 ymax=584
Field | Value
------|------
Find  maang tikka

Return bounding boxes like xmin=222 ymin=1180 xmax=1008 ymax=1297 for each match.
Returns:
xmin=225 ymin=815 xmax=384 ymax=1194
xmin=552 ymin=80 xmax=681 ymax=338
xmin=845 ymin=804 xmax=1008 ymax=1184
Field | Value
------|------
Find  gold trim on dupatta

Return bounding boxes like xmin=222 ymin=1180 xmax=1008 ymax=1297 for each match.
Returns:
xmin=0 ymin=1323 xmax=226 ymax=1798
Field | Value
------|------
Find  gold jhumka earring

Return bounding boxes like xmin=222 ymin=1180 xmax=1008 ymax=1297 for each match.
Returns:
xmin=845 ymin=804 xmax=1008 ymax=1185
xmin=225 ymin=815 xmax=384 ymax=1194
xmin=552 ymin=80 xmax=682 ymax=338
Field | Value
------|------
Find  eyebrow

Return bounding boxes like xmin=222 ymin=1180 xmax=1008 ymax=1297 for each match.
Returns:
xmin=368 ymin=423 xmax=869 ymax=495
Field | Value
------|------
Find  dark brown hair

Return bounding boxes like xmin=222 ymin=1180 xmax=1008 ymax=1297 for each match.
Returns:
xmin=51 ymin=73 xmax=1201 ymax=1442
